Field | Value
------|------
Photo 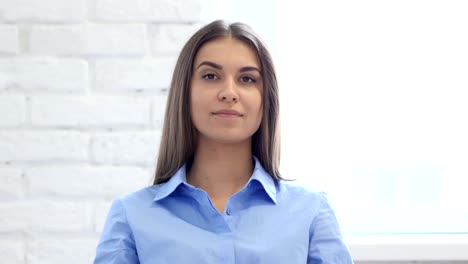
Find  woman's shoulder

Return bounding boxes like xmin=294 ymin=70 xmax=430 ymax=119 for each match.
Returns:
xmin=115 ymin=184 xmax=164 ymax=206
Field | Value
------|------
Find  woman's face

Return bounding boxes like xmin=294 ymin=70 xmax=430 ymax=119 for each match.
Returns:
xmin=190 ymin=37 xmax=263 ymax=145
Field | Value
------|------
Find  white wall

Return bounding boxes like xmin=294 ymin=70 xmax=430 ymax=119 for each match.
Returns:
xmin=0 ymin=0 xmax=201 ymax=263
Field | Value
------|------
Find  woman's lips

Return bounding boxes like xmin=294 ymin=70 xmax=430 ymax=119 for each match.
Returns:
xmin=214 ymin=113 xmax=241 ymax=118
xmin=212 ymin=109 xmax=243 ymax=118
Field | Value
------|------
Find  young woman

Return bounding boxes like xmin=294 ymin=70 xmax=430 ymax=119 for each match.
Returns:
xmin=94 ymin=20 xmax=353 ymax=263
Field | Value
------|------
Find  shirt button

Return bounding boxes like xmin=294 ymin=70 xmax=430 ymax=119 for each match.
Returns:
xmin=226 ymin=208 xmax=232 ymax=215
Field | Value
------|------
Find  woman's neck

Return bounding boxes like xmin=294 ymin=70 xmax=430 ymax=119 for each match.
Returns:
xmin=186 ymin=137 xmax=254 ymax=206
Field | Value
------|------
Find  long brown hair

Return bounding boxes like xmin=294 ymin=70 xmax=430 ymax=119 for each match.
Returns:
xmin=153 ymin=20 xmax=282 ymax=184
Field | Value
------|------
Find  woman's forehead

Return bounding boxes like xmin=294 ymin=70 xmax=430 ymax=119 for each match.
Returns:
xmin=194 ymin=37 xmax=260 ymax=68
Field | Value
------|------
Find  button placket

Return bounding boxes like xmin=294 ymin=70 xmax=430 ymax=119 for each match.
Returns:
xmin=223 ymin=203 xmax=236 ymax=231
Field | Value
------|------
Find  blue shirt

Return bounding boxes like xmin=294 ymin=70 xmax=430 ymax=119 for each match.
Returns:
xmin=94 ymin=157 xmax=353 ymax=263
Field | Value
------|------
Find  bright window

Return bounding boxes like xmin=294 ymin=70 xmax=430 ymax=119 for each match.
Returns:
xmin=202 ymin=0 xmax=468 ymax=257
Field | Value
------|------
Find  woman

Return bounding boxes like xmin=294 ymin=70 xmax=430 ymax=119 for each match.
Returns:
xmin=94 ymin=20 xmax=353 ymax=263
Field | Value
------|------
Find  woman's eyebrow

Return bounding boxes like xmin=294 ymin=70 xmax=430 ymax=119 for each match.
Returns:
xmin=239 ymin=66 xmax=261 ymax=74
xmin=196 ymin=61 xmax=261 ymax=74
xmin=196 ymin=61 xmax=222 ymax=70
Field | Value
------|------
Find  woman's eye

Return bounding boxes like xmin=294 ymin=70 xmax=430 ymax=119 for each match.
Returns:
xmin=202 ymin=73 xmax=218 ymax=80
xmin=240 ymin=76 xmax=256 ymax=83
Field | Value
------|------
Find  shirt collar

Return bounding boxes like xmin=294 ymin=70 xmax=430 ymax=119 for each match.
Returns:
xmin=153 ymin=156 xmax=277 ymax=203
xmin=152 ymin=164 xmax=187 ymax=202
xmin=248 ymin=156 xmax=278 ymax=204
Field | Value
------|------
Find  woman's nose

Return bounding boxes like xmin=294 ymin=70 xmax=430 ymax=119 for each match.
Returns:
xmin=218 ymin=78 xmax=239 ymax=103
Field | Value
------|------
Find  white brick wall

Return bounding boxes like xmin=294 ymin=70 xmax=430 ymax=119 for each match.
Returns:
xmin=90 ymin=131 xmax=161 ymax=165
xmin=0 ymin=0 xmax=202 ymax=262
xmin=0 ymin=95 xmax=25 ymax=126
xmin=149 ymin=23 xmax=201 ymax=55
xmin=0 ymin=130 xmax=89 ymax=162
xmin=0 ymin=167 xmax=24 ymax=200
xmin=27 ymin=237 xmax=97 ymax=264
xmin=0 ymin=200 xmax=91 ymax=232
xmin=30 ymin=24 xmax=147 ymax=56
xmin=0 ymin=239 xmax=24 ymax=264
xmin=94 ymin=58 xmax=175 ymax=91
xmin=95 ymin=0 xmax=201 ymax=22
xmin=30 ymin=95 xmax=152 ymax=127
xmin=152 ymin=94 xmax=168 ymax=128
xmin=0 ymin=0 xmax=87 ymax=23
xmin=27 ymin=166 xmax=151 ymax=198
xmin=0 ymin=58 xmax=89 ymax=92
xmin=0 ymin=25 xmax=18 ymax=54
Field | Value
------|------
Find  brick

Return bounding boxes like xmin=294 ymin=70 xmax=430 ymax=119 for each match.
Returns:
xmin=0 ymin=200 xmax=91 ymax=232
xmin=152 ymin=94 xmax=168 ymax=129
xmin=27 ymin=166 xmax=151 ymax=198
xmin=95 ymin=58 xmax=175 ymax=91
xmin=0 ymin=95 xmax=25 ymax=126
xmin=0 ymin=58 xmax=88 ymax=92
xmin=149 ymin=24 xmax=201 ymax=55
xmin=94 ymin=201 xmax=112 ymax=232
xmin=0 ymin=168 xmax=24 ymax=200
xmin=30 ymin=95 xmax=151 ymax=127
xmin=0 ymin=130 xmax=88 ymax=162
xmin=0 ymin=0 xmax=87 ymax=22
xmin=0 ymin=240 xmax=24 ymax=264
xmin=96 ymin=0 xmax=201 ymax=22
xmin=0 ymin=25 xmax=18 ymax=54
xmin=30 ymin=24 xmax=147 ymax=56
xmin=91 ymin=131 xmax=160 ymax=165
xmin=28 ymin=237 xmax=96 ymax=264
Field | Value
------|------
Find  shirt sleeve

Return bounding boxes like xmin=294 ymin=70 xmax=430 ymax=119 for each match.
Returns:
xmin=308 ymin=192 xmax=354 ymax=264
xmin=94 ymin=198 xmax=140 ymax=264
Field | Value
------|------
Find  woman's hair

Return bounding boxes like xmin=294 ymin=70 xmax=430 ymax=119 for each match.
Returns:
xmin=153 ymin=20 xmax=282 ymax=184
